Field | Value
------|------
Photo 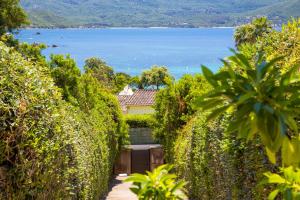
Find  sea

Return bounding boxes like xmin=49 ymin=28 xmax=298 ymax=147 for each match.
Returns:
xmin=16 ymin=28 xmax=235 ymax=79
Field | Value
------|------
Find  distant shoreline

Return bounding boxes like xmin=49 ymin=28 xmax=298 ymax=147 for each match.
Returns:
xmin=22 ymin=26 xmax=236 ymax=30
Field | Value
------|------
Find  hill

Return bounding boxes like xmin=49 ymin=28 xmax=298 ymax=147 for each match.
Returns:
xmin=20 ymin=0 xmax=300 ymax=27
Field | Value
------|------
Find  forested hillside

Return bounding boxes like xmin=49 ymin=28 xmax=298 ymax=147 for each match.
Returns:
xmin=21 ymin=0 xmax=300 ymax=27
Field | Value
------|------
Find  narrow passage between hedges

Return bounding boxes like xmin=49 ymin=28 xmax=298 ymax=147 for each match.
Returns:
xmin=105 ymin=176 xmax=138 ymax=200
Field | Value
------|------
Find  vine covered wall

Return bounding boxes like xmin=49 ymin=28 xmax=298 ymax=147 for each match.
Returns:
xmin=174 ymin=114 xmax=274 ymax=199
xmin=0 ymin=42 xmax=127 ymax=199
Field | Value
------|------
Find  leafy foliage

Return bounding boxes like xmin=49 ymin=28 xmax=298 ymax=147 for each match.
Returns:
xmin=124 ymin=164 xmax=187 ymax=200
xmin=199 ymin=51 xmax=300 ymax=165
xmin=173 ymin=114 xmax=273 ymax=199
xmin=255 ymin=18 xmax=300 ymax=72
xmin=0 ymin=41 xmax=71 ymax=199
xmin=115 ymin=72 xmax=132 ymax=92
xmin=84 ymin=57 xmax=116 ymax=90
xmin=84 ymin=57 xmax=132 ymax=93
xmin=140 ymin=66 xmax=172 ymax=90
xmin=263 ymin=167 xmax=300 ymax=200
xmin=154 ymin=74 xmax=210 ymax=161
xmin=1 ymin=33 xmax=47 ymax=66
xmin=125 ymin=114 xmax=156 ymax=128
xmin=198 ymin=20 xmax=300 ymax=200
xmin=234 ymin=17 xmax=272 ymax=47
xmin=50 ymin=54 xmax=81 ymax=103
xmin=0 ymin=0 xmax=28 ymax=35
xmin=0 ymin=39 xmax=128 ymax=199
xmin=156 ymin=19 xmax=300 ymax=200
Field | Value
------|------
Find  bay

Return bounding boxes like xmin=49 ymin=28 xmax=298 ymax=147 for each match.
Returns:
xmin=16 ymin=28 xmax=235 ymax=79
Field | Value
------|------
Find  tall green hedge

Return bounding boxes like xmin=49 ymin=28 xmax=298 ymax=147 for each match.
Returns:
xmin=154 ymin=74 xmax=274 ymax=199
xmin=0 ymin=42 xmax=127 ymax=199
xmin=174 ymin=114 xmax=274 ymax=199
xmin=125 ymin=114 xmax=155 ymax=128
xmin=154 ymin=74 xmax=210 ymax=162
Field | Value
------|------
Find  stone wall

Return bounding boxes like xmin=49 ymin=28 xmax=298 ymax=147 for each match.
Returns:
xmin=130 ymin=128 xmax=155 ymax=144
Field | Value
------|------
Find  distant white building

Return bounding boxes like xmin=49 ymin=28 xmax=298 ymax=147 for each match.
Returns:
xmin=118 ymin=85 xmax=134 ymax=96
xmin=117 ymin=86 xmax=156 ymax=114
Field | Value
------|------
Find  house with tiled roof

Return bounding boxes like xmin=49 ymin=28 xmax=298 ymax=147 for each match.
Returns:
xmin=115 ymin=86 xmax=163 ymax=175
xmin=117 ymin=86 xmax=157 ymax=114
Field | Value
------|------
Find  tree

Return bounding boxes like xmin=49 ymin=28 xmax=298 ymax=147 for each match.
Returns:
xmin=129 ymin=76 xmax=143 ymax=89
xmin=115 ymin=72 xmax=132 ymax=92
xmin=84 ymin=57 xmax=132 ymax=93
xmin=0 ymin=0 xmax=29 ymax=35
xmin=140 ymin=66 xmax=172 ymax=90
xmin=49 ymin=54 xmax=81 ymax=103
xmin=234 ymin=17 xmax=272 ymax=47
xmin=84 ymin=57 xmax=116 ymax=90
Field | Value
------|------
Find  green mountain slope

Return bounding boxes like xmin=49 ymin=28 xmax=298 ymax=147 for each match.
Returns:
xmin=20 ymin=0 xmax=300 ymax=27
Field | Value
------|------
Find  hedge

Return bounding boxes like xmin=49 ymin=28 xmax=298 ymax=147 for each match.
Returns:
xmin=0 ymin=42 xmax=127 ymax=199
xmin=173 ymin=113 xmax=274 ymax=199
xmin=125 ymin=114 xmax=156 ymax=128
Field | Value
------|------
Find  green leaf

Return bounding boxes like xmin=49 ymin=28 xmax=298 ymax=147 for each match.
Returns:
xmin=235 ymin=52 xmax=252 ymax=69
xmin=236 ymin=91 xmax=255 ymax=105
xmin=266 ymin=148 xmax=277 ymax=164
xmin=261 ymin=56 xmax=283 ymax=77
xmin=285 ymin=115 xmax=298 ymax=134
xmin=268 ymin=189 xmax=280 ymax=200
xmin=282 ymin=137 xmax=300 ymax=167
xmin=196 ymin=98 xmax=224 ymax=110
xmin=201 ymin=65 xmax=218 ymax=87
xmin=206 ymin=105 xmax=231 ymax=121
xmin=264 ymin=172 xmax=286 ymax=184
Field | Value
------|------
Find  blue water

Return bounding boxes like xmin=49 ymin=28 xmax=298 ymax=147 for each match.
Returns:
xmin=16 ymin=28 xmax=235 ymax=78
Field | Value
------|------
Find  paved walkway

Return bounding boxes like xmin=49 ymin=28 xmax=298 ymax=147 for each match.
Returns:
xmin=105 ymin=176 xmax=138 ymax=200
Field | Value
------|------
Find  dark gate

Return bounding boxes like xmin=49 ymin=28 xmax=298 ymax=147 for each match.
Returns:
xmin=131 ymin=149 xmax=150 ymax=174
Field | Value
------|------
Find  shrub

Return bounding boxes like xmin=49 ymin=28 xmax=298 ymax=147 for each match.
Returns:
xmin=153 ymin=72 xmax=274 ymax=199
xmin=125 ymin=114 xmax=156 ymax=128
xmin=153 ymin=74 xmax=210 ymax=162
xmin=0 ymin=42 xmax=127 ymax=199
xmin=124 ymin=164 xmax=187 ymax=200
xmin=263 ymin=166 xmax=300 ymax=200
xmin=174 ymin=114 xmax=274 ymax=199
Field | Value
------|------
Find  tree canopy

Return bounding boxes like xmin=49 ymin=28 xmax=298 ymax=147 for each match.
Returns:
xmin=84 ymin=57 xmax=132 ymax=93
xmin=50 ymin=54 xmax=81 ymax=103
xmin=140 ymin=66 xmax=172 ymax=90
xmin=234 ymin=17 xmax=272 ymax=47
xmin=0 ymin=0 xmax=28 ymax=35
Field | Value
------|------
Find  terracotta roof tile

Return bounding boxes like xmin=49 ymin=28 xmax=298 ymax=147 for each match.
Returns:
xmin=118 ymin=90 xmax=157 ymax=106
xmin=117 ymin=95 xmax=132 ymax=107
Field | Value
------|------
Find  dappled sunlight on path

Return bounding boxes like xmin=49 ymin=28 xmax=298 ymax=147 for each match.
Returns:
xmin=105 ymin=176 xmax=138 ymax=200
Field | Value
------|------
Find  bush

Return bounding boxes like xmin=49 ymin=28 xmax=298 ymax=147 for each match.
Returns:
xmin=125 ymin=114 xmax=155 ymax=128
xmin=153 ymin=73 xmax=274 ymax=199
xmin=0 ymin=42 xmax=127 ymax=199
xmin=153 ymin=74 xmax=210 ymax=162
xmin=124 ymin=164 xmax=187 ymax=200
xmin=174 ymin=113 xmax=274 ymax=200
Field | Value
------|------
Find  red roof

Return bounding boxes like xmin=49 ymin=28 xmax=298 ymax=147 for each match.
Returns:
xmin=118 ymin=90 xmax=157 ymax=106
xmin=117 ymin=95 xmax=132 ymax=107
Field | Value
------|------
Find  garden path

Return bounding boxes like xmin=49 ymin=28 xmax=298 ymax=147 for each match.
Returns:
xmin=104 ymin=176 xmax=138 ymax=200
